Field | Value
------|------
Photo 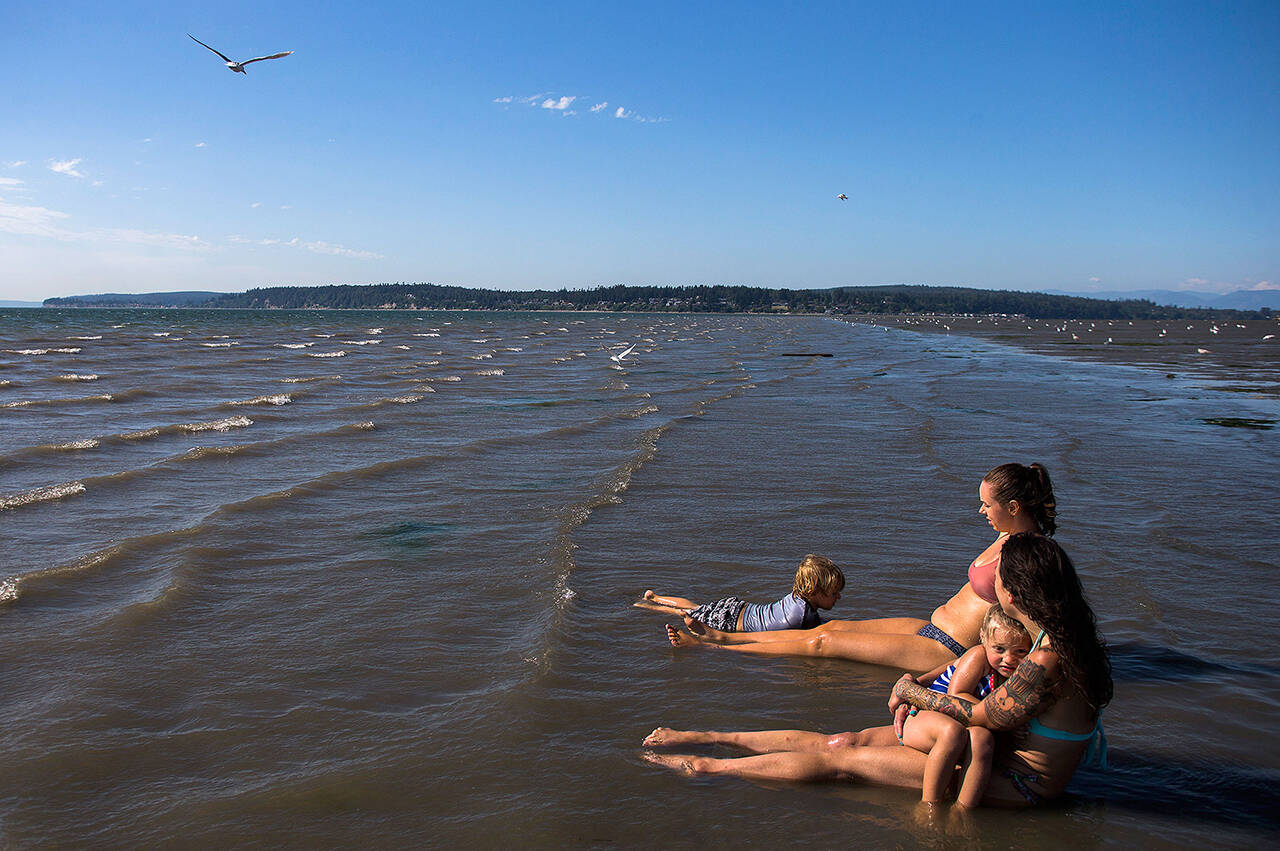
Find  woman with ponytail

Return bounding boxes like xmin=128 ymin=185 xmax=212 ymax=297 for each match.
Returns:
xmin=664 ymin=462 xmax=1058 ymax=674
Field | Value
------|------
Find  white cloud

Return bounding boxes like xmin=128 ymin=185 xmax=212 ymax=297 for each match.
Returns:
xmin=251 ymin=202 xmax=262 ymax=209
xmin=195 ymin=142 xmax=207 ymax=148
xmin=0 ymin=198 xmax=72 ymax=237
xmin=101 ymin=228 xmax=203 ymax=249
xmin=1177 ymin=276 xmax=1279 ymax=294
xmin=0 ymin=177 xmax=23 ymax=186
xmin=1088 ymin=276 xmax=1100 ymax=282
xmin=48 ymin=158 xmax=86 ymax=178
xmin=298 ymin=239 xmax=383 ymax=259
xmin=229 ymin=234 xmax=383 ymax=260
xmin=0 ymin=197 xmax=205 ymax=249
xmin=497 ymin=93 xmax=668 ymax=123
xmin=6 ymin=161 xmax=27 ymax=168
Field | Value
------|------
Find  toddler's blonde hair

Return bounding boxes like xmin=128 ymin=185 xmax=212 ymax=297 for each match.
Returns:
xmin=792 ymin=554 xmax=844 ymax=599
xmin=980 ymin=603 xmax=1031 ymax=645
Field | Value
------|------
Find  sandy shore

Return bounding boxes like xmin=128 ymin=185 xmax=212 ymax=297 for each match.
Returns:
xmin=842 ymin=314 xmax=1280 ymax=396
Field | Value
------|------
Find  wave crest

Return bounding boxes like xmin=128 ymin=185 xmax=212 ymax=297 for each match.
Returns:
xmin=1 ymin=481 xmax=87 ymax=511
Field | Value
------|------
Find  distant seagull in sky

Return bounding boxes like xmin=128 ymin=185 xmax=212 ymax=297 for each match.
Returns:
xmin=837 ymin=193 xmax=848 ymax=200
xmin=188 ymin=34 xmax=293 ymax=74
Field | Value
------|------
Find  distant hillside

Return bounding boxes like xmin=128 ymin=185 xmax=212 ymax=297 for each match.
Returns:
xmin=42 ymin=283 xmax=1269 ymax=320
xmin=43 ymin=291 xmax=223 ymax=308
xmin=1050 ymin=288 xmax=1279 ymax=311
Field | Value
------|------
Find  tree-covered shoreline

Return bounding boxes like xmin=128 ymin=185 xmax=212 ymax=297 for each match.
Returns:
xmin=42 ymin=283 xmax=1269 ymax=320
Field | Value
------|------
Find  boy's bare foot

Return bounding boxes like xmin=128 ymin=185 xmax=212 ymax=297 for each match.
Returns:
xmin=681 ymin=613 xmax=709 ymax=637
xmin=643 ymin=590 xmax=657 ymax=601
xmin=642 ymin=751 xmax=700 ymax=775
xmin=643 ymin=727 xmax=709 ymax=747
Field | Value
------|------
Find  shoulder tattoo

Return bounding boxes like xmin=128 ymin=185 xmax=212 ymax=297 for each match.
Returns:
xmin=986 ymin=658 xmax=1050 ymax=729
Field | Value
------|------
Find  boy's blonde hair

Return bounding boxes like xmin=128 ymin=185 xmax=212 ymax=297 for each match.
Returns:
xmin=980 ymin=603 xmax=1030 ymax=645
xmin=792 ymin=554 xmax=844 ymax=599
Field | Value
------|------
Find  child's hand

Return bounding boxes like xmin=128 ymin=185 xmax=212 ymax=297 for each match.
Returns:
xmin=893 ymin=703 xmax=912 ymax=741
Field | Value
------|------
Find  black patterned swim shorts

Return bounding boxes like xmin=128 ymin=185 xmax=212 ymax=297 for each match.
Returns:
xmin=687 ymin=596 xmax=747 ymax=632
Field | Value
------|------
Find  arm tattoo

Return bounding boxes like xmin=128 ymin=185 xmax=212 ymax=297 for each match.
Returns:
xmin=985 ymin=658 xmax=1050 ymax=730
xmin=893 ymin=679 xmax=976 ymax=725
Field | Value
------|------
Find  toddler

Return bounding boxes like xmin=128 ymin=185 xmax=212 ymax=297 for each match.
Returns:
xmin=637 ymin=554 xmax=844 ymax=633
xmin=898 ymin=603 xmax=1031 ymax=806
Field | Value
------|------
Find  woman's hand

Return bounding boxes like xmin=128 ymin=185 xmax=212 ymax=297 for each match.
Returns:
xmin=888 ymin=674 xmax=916 ymax=712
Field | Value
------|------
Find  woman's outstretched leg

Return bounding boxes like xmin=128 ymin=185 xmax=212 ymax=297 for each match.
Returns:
xmin=665 ymin=623 xmax=956 ymax=674
xmin=644 ymin=726 xmax=898 ymax=753
xmin=644 ymin=743 xmax=927 ymax=788
xmin=686 ymin=617 xmax=930 ymax=645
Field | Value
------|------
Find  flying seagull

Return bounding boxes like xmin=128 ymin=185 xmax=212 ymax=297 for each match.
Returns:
xmin=610 ymin=343 xmax=637 ymax=364
xmin=188 ymin=34 xmax=293 ymax=74
xmin=837 ymin=193 xmax=848 ymax=200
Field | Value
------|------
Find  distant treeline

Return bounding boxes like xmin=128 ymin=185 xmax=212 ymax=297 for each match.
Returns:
xmin=43 ymin=283 xmax=1270 ymax=320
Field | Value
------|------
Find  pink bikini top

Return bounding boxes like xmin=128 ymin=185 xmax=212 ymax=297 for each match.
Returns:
xmin=968 ymin=553 xmax=1000 ymax=603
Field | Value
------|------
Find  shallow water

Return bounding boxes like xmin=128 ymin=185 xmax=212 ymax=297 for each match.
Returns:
xmin=2 ymin=308 xmax=1277 ymax=848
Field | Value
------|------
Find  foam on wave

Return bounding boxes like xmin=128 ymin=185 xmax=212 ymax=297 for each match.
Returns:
xmin=1 ymin=481 xmax=87 ymax=511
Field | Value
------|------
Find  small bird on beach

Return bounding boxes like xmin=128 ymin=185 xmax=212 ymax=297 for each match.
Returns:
xmin=188 ymin=34 xmax=293 ymax=74
xmin=837 ymin=193 xmax=848 ymax=201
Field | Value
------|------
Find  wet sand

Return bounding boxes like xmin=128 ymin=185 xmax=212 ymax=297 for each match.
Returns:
xmin=843 ymin=314 xmax=1280 ymax=396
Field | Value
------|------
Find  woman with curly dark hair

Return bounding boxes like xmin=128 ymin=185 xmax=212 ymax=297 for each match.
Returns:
xmin=644 ymin=533 xmax=1110 ymax=807
xmin=664 ymin=463 xmax=1058 ymax=675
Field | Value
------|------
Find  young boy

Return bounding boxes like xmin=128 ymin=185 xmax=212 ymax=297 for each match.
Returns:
xmin=636 ymin=554 xmax=844 ymax=633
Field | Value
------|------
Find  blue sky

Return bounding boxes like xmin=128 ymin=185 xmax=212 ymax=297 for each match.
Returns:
xmin=2 ymin=1 xmax=1277 ymax=301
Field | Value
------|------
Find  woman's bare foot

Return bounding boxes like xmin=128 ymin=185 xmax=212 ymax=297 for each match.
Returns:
xmin=666 ymin=624 xmax=706 ymax=648
xmin=643 ymin=727 xmax=711 ymax=747
xmin=683 ymin=613 xmax=750 ymax=643
xmin=642 ymin=751 xmax=702 ymax=775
